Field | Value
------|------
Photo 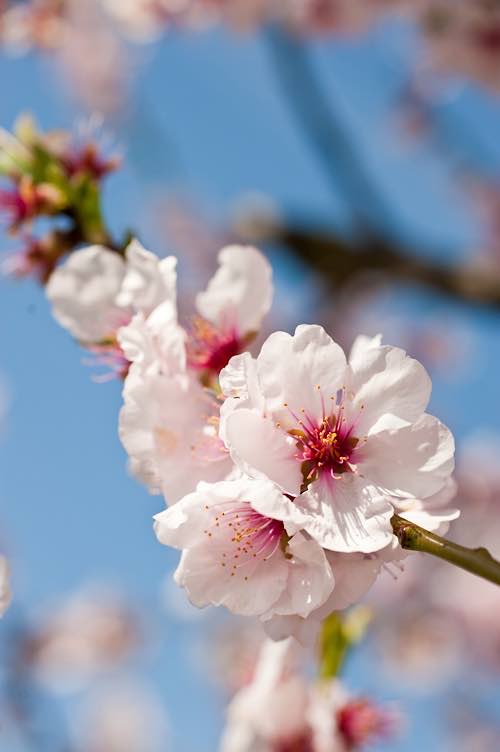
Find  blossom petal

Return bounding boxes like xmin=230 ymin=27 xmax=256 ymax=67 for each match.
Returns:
xmin=295 ymin=476 xmax=394 ymax=553
xmin=46 ymin=245 xmax=126 ymax=342
xmin=360 ymin=414 xmax=455 ymax=499
xmin=117 ymin=239 xmax=177 ymax=316
xmin=348 ymin=338 xmax=432 ymax=435
xmin=256 ymin=325 xmax=347 ymax=426
xmin=262 ymin=533 xmax=335 ymax=619
xmin=196 ymin=245 xmax=273 ymax=334
xmin=223 ymin=408 xmax=301 ymax=495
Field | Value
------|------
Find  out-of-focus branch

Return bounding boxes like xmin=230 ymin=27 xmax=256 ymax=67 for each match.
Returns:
xmin=261 ymin=222 xmax=500 ymax=308
xmin=261 ymin=27 xmax=500 ymax=309
xmin=391 ymin=515 xmax=500 ymax=585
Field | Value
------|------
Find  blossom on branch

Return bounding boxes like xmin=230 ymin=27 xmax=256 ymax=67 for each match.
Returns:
xmin=220 ymin=328 xmax=455 ymax=553
xmin=118 ymin=244 xmax=272 ymax=501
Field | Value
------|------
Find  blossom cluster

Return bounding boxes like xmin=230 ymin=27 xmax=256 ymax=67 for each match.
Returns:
xmin=0 ymin=116 xmax=118 ymax=282
xmin=46 ymin=239 xmax=458 ymax=642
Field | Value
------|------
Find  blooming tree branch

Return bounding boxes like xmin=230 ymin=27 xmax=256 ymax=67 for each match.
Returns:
xmin=391 ymin=514 xmax=500 ymax=586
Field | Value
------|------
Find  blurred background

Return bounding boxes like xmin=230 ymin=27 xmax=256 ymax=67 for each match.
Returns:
xmin=1 ymin=2 xmax=500 ymax=750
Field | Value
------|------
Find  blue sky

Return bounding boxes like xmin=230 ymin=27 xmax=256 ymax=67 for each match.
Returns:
xmin=0 ymin=17 xmax=500 ymax=752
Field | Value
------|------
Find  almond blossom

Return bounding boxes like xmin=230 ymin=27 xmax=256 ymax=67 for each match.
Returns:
xmin=220 ymin=637 xmax=398 ymax=752
xmin=46 ymin=240 xmax=176 ymax=376
xmin=220 ymin=327 xmax=455 ymax=554
xmin=118 ymin=244 xmax=272 ymax=502
xmin=154 ymin=476 xmax=334 ymax=620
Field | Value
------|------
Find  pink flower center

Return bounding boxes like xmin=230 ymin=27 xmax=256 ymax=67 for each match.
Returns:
xmin=337 ymin=699 xmax=390 ymax=749
xmin=273 ymin=732 xmax=314 ymax=752
xmin=204 ymin=502 xmax=284 ymax=580
xmin=186 ymin=316 xmax=244 ymax=375
xmin=287 ymin=394 xmax=359 ymax=490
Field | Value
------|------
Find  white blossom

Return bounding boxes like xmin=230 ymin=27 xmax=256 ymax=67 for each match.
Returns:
xmin=220 ymin=326 xmax=455 ymax=554
xmin=154 ymin=476 xmax=334 ymax=619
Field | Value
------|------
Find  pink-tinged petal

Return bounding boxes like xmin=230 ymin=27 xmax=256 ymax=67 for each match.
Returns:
xmin=256 ymin=325 xmax=347 ymax=426
xmin=174 ymin=546 xmax=289 ymax=616
xmin=348 ymin=339 xmax=431 ymax=435
xmin=219 ymin=352 xmax=263 ymax=408
xmin=395 ymin=478 xmax=459 ymax=534
xmin=295 ymin=476 xmax=394 ymax=553
xmin=117 ymin=239 xmax=177 ymax=315
xmin=120 ymin=372 xmax=231 ymax=504
xmin=196 ymin=245 xmax=273 ymax=334
xmin=360 ymin=414 xmax=455 ymax=499
xmin=46 ymin=244 xmax=126 ymax=342
xmin=317 ymin=551 xmax=382 ymax=613
xmin=154 ymin=491 xmax=205 ymax=549
xmin=263 ymin=548 xmax=388 ymax=645
xmin=223 ymin=408 xmax=302 ymax=495
xmin=263 ymin=533 xmax=335 ymax=619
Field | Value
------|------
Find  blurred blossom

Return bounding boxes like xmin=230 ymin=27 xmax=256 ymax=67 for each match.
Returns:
xmin=0 ymin=0 xmax=66 ymax=54
xmin=0 ymin=554 xmax=12 ymax=616
xmin=22 ymin=589 xmax=141 ymax=692
xmin=416 ymin=0 xmax=500 ymax=91
xmin=56 ymin=0 xmax=131 ymax=114
xmin=205 ymin=620 xmax=269 ymax=694
xmin=220 ymin=637 xmax=399 ymax=751
xmin=72 ymin=681 xmax=170 ymax=752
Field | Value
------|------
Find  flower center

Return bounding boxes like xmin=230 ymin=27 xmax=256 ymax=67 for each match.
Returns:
xmin=186 ymin=316 xmax=244 ymax=375
xmin=290 ymin=410 xmax=359 ymax=491
xmin=273 ymin=732 xmax=314 ymax=752
xmin=337 ymin=699 xmax=390 ymax=749
xmin=204 ymin=502 xmax=284 ymax=580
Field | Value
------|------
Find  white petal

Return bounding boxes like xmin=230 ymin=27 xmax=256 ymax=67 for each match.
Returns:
xmin=317 ymin=550 xmax=381 ymax=613
xmin=120 ymin=372 xmax=231 ymax=503
xmin=295 ymin=476 xmax=394 ymax=553
xmin=257 ymin=325 xmax=347 ymax=426
xmin=174 ymin=546 xmax=289 ymax=617
xmin=348 ymin=340 xmax=431 ymax=435
xmin=117 ymin=239 xmax=177 ymax=315
xmin=263 ymin=532 xmax=335 ymax=619
xmin=394 ymin=477 xmax=459 ymax=533
xmin=196 ymin=245 xmax=273 ymax=334
xmin=360 ymin=414 xmax=455 ymax=499
xmin=46 ymin=245 xmax=126 ymax=342
xmin=223 ymin=408 xmax=302 ymax=495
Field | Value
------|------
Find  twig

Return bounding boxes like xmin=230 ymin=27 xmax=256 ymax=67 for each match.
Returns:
xmin=391 ymin=514 xmax=500 ymax=586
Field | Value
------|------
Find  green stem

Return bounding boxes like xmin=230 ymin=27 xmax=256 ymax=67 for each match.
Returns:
xmin=391 ymin=514 xmax=500 ymax=586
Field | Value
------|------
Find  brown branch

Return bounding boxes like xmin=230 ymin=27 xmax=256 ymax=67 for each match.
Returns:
xmin=266 ymin=222 xmax=500 ymax=308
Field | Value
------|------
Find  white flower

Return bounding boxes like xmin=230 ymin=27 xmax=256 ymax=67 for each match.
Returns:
xmin=118 ymin=245 xmax=272 ymax=500
xmin=154 ymin=477 xmax=334 ymax=619
xmin=119 ymin=243 xmax=272 ymax=379
xmin=119 ymin=371 xmax=232 ymax=503
xmin=46 ymin=240 xmax=176 ymax=344
xmin=0 ymin=556 xmax=11 ymax=617
xmin=220 ymin=638 xmax=310 ymax=752
xmin=220 ymin=326 xmax=455 ymax=554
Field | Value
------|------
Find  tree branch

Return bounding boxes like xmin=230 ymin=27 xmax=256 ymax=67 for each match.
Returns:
xmin=391 ymin=514 xmax=500 ymax=585
xmin=264 ymin=223 xmax=500 ymax=308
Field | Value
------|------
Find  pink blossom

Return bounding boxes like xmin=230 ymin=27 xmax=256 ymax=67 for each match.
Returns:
xmin=154 ymin=477 xmax=334 ymax=619
xmin=220 ymin=328 xmax=455 ymax=553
